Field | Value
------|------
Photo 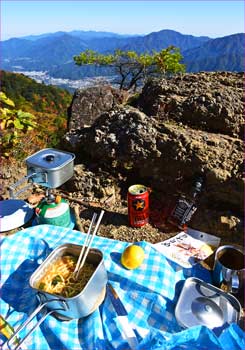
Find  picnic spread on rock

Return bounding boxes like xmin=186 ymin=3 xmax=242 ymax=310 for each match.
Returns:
xmin=0 ymin=148 xmax=244 ymax=350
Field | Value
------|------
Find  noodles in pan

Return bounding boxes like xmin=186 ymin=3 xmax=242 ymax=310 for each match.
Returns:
xmin=36 ymin=255 xmax=95 ymax=298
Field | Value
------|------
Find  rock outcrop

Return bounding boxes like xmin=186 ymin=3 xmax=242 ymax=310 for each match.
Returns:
xmin=68 ymin=105 xmax=243 ymax=210
xmin=68 ymin=85 xmax=128 ymax=129
xmin=63 ymin=72 xmax=244 ymax=239
xmin=65 ymin=164 xmax=116 ymax=201
xmin=137 ymin=72 xmax=244 ymax=139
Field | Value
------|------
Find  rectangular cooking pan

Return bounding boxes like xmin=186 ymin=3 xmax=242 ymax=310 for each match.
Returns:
xmin=30 ymin=243 xmax=107 ymax=319
xmin=5 ymin=243 xmax=107 ymax=350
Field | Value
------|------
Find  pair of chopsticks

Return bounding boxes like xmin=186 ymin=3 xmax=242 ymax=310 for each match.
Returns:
xmin=73 ymin=210 xmax=105 ymax=280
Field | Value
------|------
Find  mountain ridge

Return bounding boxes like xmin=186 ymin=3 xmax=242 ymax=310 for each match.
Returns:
xmin=1 ymin=29 xmax=244 ymax=89
xmin=19 ymin=29 xmax=139 ymax=41
xmin=120 ymin=29 xmax=211 ymax=53
xmin=183 ymin=33 xmax=244 ymax=72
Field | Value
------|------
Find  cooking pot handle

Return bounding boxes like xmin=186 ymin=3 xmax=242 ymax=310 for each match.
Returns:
xmin=4 ymin=299 xmax=67 ymax=350
xmin=8 ymin=173 xmax=36 ymax=199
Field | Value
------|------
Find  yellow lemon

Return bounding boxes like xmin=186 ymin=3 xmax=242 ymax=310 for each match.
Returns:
xmin=121 ymin=244 xmax=145 ymax=270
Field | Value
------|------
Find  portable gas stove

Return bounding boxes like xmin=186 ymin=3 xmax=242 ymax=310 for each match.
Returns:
xmin=1 ymin=148 xmax=76 ymax=232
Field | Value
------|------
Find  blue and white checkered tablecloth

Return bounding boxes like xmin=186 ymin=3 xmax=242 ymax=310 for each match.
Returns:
xmin=1 ymin=224 xmax=239 ymax=350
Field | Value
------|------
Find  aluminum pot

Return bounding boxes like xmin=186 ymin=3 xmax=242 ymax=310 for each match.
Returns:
xmin=6 ymin=243 xmax=107 ymax=350
xmin=25 ymin=148 xmax=75 ymax=188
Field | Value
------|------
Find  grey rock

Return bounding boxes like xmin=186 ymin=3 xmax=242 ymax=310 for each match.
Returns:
xmin=137 ymin=72 xmax=244 ymax=138
xmin=68 ymin=85 xmax=128 ymax=129
xmin=65 ymin=164 xmax=116 ymax=201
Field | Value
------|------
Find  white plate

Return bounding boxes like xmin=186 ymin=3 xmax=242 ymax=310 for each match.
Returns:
xmin=0 ymin=199 xmax=34 ymax=232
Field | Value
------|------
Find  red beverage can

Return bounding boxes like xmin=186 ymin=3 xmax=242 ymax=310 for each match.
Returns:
xmin=127 ymin=184 xmax=149 ymax=227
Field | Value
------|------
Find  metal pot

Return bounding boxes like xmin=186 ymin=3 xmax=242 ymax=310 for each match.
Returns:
xmin=6 ymin=243 xmax=107 ymax=350
xmin=25 ymin=148 xmax=75 ymax=188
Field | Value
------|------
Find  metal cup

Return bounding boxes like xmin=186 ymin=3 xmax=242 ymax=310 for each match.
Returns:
xmin=213 ymin=245 xmax=244 ymax=295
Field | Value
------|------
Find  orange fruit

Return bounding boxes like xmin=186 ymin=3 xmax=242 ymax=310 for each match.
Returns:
xmin=121 ymin=244 xmax=145 ymax=270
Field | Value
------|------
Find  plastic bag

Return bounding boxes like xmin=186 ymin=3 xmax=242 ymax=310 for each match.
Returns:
xmin=137 ymin=324 xmax=244 ymax=350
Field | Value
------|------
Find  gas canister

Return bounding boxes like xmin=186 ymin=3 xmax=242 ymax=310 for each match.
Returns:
xmin=127 ymin=185 xmax=149 ymax=227
xmin=35 ymin=196 xmax=71 ymax=227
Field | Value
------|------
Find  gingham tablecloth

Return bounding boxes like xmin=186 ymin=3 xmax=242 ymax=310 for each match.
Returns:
xmin=0 ymin=224 xmax=216 ymax=350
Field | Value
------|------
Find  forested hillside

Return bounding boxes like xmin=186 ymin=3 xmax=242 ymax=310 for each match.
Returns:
xmin=183 ymin=33 xmax=244 ymax=72
xmin=0 ymin=70 xmax=72 ymax=160
xmin=0 ymin=70 xmax=72 ymax=114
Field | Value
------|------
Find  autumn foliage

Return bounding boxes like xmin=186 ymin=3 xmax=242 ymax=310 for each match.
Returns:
xmin=0 ymin=71 xmax=72 ymax=161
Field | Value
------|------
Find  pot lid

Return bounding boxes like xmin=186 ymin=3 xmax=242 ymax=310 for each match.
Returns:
xmin=175 ymin=277 xmax=241 ymax=329
xmin=0 ymin=199 xmax=34 ymax=232
xmin=25 ymin=148 xmax=75 ymax=170
xmin=191 ymin=297 xmax=224 ymax=327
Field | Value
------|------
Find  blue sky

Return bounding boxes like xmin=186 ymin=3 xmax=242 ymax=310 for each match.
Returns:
xmin=1 ymin=1 xmax=244 ymax=40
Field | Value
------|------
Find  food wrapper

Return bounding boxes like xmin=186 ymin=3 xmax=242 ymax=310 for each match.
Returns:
xmin=154 ymin=227 xmax=220 ymax=268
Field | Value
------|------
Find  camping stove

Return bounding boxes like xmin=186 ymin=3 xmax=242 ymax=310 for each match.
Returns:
xmin=9 ymin=148 xmax=75 ymax=228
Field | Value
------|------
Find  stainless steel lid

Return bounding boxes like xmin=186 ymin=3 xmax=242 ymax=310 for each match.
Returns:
xmin=191 ymin=297 xmax=224 ymax=327
xmin=175 ymin=277 xmax=241 ymax=329
xmin=25 ymin=148 xmax=75 ymax=170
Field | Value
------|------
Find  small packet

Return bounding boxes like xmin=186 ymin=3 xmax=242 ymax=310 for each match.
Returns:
xmin=154 ymin=227 xmax=220 ymax=268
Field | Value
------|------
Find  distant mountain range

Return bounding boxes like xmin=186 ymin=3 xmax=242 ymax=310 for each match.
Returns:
xmin=1 ymin=29 xmax=244 ymax=86
xmin=183 ymin=33 xmax=244 ymax=72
